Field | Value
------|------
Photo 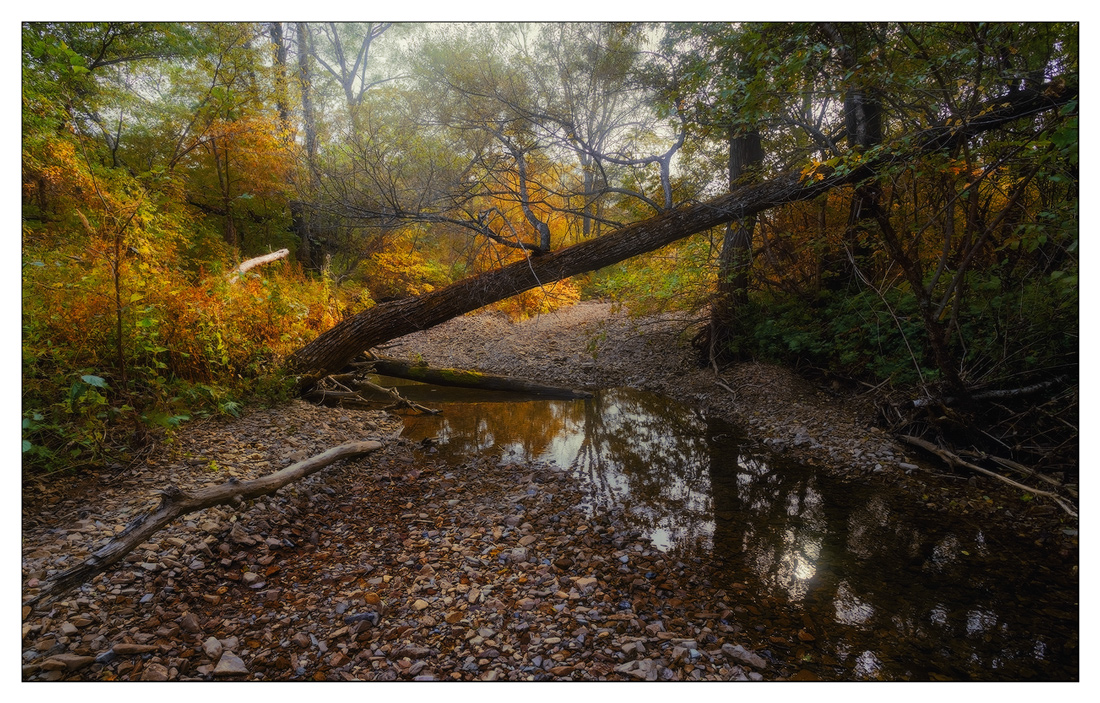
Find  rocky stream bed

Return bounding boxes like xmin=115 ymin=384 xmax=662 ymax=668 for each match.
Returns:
xmin=20 ymin=301 xmax=1078 ymax=682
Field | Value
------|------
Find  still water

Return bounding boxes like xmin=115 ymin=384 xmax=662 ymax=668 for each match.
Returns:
xmin=384 ymin=379 xmax=1078 ymax=680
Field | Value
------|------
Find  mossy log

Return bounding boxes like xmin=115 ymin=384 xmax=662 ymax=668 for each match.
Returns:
xmin=368 ymin=358 xmax=592 ymax=399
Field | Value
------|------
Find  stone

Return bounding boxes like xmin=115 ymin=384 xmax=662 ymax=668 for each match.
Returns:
xmin=213 ymin=651 xmax=249 ymax=676
xmin=329 ymin=652 xmax=351 ymax=667
xmin=444 ymin=611 xmax=464 ymax=624
xmin=242 ymin=572 xmax=261 ymax=586
xmin=412 ymin=599 xmax=429 ymax=611
xmin=219 ymin=636 xmax=239 ymax=651
xmin=41 ymin=654 xmax=95 ymax=672
xmin=228 ymin=523 xmax=256 ymax=546
xmin=178 ymin=612 xmax=201 ymax=633
xmin=202 ymin=636 xmax=223 ymax=660
xmin=140 ymin=662 xmax=170 ymax=681
xmin=721 ymin=643 xmax=767 ymax=669
xmin=574 ymin=577 xmax=598 ymax=593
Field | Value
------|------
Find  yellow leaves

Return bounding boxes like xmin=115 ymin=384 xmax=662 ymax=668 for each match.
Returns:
xmin=493 ymin=278 xmax=581 ymax=321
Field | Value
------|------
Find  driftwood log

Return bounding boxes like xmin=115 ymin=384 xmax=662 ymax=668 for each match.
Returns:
xmin=26 ymin=440 xmax=382 ymax=608
xmin=366 ymin=358 xmax=593 ymax=399
xmin=232 ymin=248 xmax=290 ymax=278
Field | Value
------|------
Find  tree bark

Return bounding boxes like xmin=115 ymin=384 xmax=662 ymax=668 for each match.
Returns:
xmin=286 ymin=79 xmax=1075 ymax=383
xmin=367 ymin=358 xmax=593 ymax=398
xmin=26 ymin=440 xmax=382 ymax=608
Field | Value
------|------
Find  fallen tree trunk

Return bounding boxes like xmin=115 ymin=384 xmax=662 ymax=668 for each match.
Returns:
xmin=367 ymin=358 xmax=593 ymax=399
xmin=287 ymin=80 xmax=1075 ymax=383
xmin=232 ymin=248 xmax=290 ymax=277
xmin=26 ymin=440 xmax=382 ymax=608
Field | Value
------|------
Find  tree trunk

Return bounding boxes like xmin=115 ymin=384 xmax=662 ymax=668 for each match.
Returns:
xmin=286 ymin=80 xmax=1074 ymax=383
xmin=296 ymin=22 xmax=319 ymax=270
xmin=708 ymin=126 xmax=763 ymax=361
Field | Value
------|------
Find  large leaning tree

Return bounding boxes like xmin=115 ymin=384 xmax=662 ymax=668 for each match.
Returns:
xmin=286 ymin=77 xmax=1076 ymax=387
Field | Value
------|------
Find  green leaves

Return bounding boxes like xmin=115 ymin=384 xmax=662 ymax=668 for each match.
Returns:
xmin=80 ymin=374 xmax=108 ymax=388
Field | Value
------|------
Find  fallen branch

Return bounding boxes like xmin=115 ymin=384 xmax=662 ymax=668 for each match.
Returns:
xmin=26 ymin=440 xmax=382 ymax=608
xmin=898 ymin=434 xmax=1077 ymax=517
xmin=911 ymin=376 xmax=1067 ymax=408
xmin=368 ymin=358 xmax=593 ymax=399
xmin=354 ymin=378 xmax=441 ymax=414
xmin=231 ymin=248 xmax=290 ymax=278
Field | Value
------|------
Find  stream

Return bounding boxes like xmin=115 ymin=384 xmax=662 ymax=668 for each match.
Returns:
xmin=376 ymin=378 xmax=1078 ymax=681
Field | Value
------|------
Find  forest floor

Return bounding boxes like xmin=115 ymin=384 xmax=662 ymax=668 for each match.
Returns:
xmin=20 ymin=301 xmax=1076 ymax=682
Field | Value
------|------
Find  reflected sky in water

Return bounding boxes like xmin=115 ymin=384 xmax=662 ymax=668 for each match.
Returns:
xmin=397 ymin=383 xmax=1077 ymax=680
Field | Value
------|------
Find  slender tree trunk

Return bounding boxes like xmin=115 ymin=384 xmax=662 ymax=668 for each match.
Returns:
xmin=820 ymin=22 xmax=885 ymax=287
xmin=285 ymin=80 xmax=1074 ymax=384
xmin=296 ymin=22 xmax=319 ymax=270
xmin=709 ymin=127 xmax=763 ymax=360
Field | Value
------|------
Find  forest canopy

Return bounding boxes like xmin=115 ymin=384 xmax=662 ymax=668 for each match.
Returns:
xmin=21 ymin=22 xmax=1078 ymax=476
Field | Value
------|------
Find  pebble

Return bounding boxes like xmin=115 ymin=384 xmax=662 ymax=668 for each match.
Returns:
xmin=213 ymin=652 xmax=248 ymax=676
xmin=202 ymin=636 xmax=223 ymax=660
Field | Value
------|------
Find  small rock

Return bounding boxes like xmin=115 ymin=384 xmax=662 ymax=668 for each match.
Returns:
xmin=574 ymin=577 xmax=598 ymax=593
xmin=229 ymin=523 xmax=256 ymax=546
xmin=202 ymin=636 xmax=223 ymax=660
xmin=140 ymin=662 xmax=170 ymax=681
xmin=722 ymin=643 xmax=767 ymax=669
xmin=241 ymin=572 xmax=261 ymax=586
xmin=412 ymin=599 xmax=429 ymax=611
xmin=178 ymin=612 xmax=201 ymax=633
xmin=40 ymin=654 xmax=94 ymax=672
xmin=213 ymin=651 xmax=248 ymax=676
xmin=329 ymin=652 xmax=351 ymax=667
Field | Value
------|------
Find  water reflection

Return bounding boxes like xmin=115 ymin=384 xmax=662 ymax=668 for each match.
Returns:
xmin=397 ymin=384 xmax=1077 ymax=680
